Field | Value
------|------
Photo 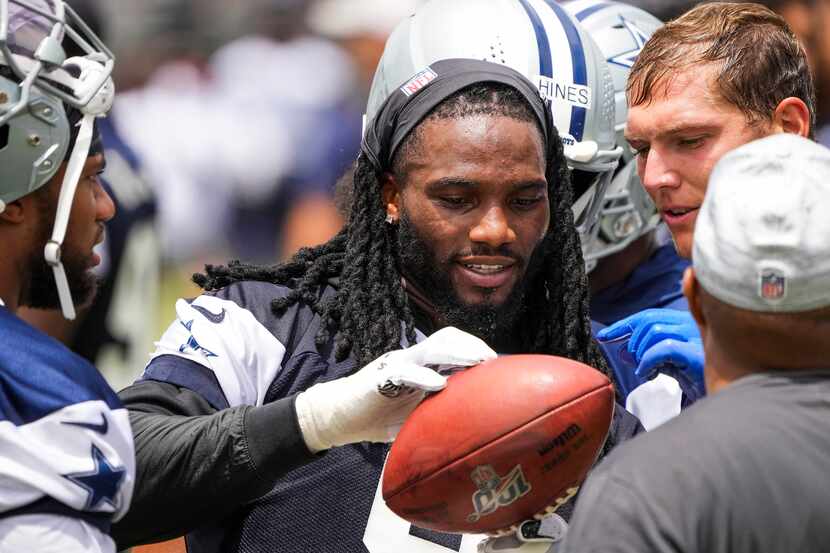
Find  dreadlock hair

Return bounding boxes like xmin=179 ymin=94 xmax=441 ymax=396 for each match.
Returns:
xmin=195 ymin=82 xmax=609 ymax=378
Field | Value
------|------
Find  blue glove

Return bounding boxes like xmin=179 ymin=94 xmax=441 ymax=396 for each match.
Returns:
xmin=597 ymin=309 xmax=700 ymax=356
xmin=597 ymin=309 xmax=705 ymax=402
xmin=637 ymin=337 xmax=705 ymax=404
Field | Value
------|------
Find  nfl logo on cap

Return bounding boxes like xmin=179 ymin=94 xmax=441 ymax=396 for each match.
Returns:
xmin=759 ymin=269 xmax=786 ymax=301
xmin=693 ymin=134 xmax=830 ymax=313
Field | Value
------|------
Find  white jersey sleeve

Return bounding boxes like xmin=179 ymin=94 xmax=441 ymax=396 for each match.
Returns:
xmin=0 ymin=307 xmax=135 ymax=552
xmin=147 ymin=293 xmax=287 ymax=407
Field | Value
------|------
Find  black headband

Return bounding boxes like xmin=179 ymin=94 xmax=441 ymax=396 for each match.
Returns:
xmin=361 ymin=58 xmax=554 ymax=172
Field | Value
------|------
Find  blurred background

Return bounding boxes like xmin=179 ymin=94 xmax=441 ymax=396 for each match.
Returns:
xmin=61 ymin=0 xmax=420 ymax=390
xmin=62 ymin=0 xmax=830 ymax=391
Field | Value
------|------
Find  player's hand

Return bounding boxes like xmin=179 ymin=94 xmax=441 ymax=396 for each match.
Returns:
xmin=636 ymin=337 xmax=705 ymax=402
xmin=597 ymin=309 xmax=705 ymax=400
xmin=478 ymin=515 xmax=568 ymax=553
xmin=295 ymin=327 xmax=497 ymax=452
xmin=597 ymin=308 xmax=699 ymax=356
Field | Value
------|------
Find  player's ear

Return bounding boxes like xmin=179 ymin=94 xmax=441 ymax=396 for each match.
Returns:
xmin=0 ymin=199 xmax=26 ymax=224
xmin=380 ymin=172 xmax=401 ymax=224
xmin=683 ymin=267 xmax=706 ymax=334
xmin=771 ymin=97 xmax=811 ymax=137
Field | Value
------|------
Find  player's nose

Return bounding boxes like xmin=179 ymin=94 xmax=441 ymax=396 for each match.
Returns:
xmin=95 ymin=182 xmax=116 ymax=223
xmin=640 ymin=148 xmax=681 ymax=194
xmin=469 ymin=206 xmax=517 ymax=248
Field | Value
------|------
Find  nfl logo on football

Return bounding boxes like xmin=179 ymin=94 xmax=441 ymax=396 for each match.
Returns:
xmin=759 ymin=269 xmax=786 ymax=301
xmin=467 ymin=464 xmax=532 ymax=522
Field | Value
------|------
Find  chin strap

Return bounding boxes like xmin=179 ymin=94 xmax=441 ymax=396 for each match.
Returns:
xmin=44 ymin=111 xmax=94 ymax=320
xmin=42 ymin=55 xmax=114 ymax=320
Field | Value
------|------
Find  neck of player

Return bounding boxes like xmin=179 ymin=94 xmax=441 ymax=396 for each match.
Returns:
xmin=0 ymin=254 xmax=22 ymax=313
xmin=589 ymin=232 xmax=658 ymax=295
xmin=702 ymin=320 xmax=830 ymax=394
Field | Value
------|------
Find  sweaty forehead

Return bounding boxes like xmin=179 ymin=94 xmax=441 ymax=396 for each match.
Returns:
xmin=647 ymin=64 xmax=723 ymax=107
xmin=417 ymin=113 xmax=542 ymax=154
xmin=402 ymin=114 xmax=546 ymax=178
xmin=626 ymin=65 xmax=734 ymax=138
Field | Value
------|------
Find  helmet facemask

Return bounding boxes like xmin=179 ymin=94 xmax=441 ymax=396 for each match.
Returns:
xmin=0 ymin=0 xmax=115 ymax=319
xmin=563 ymin=0 xmax=664 ymax=272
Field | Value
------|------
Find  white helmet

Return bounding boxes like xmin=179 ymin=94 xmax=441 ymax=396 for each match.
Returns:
xmin=364 ymin=0 xmax=622 ymax=237
xmin=563 ymin=0 xmax=662 ymax=272
xmin=0 ymin=0 xmax=115 ymax=319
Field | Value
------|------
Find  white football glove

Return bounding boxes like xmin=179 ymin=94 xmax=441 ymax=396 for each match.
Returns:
xmin=478 ymin=515 xmax=568 ymax=553
xmin=295 ymin=326 xmax=497 ymax=452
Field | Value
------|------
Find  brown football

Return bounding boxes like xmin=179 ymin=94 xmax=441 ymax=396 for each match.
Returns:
xmin=382 ymin=354 xmax=615 ymax=535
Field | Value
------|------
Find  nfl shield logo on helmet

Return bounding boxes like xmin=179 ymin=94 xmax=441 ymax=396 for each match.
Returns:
xmin=400 ymin=67 xmax=438 ymax=97
xmin=759 ymin=269 xmax=786 ymax=301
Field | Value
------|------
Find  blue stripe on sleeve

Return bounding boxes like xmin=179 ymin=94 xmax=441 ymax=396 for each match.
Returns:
xmin=140 ymin=355 xmax=231 ymax=411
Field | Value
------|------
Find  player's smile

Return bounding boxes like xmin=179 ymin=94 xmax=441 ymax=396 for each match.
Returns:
xmin=456 ymin=255 xmax=519 ymax=294
xmin=659 ymin=204 xmax=698 ymax=236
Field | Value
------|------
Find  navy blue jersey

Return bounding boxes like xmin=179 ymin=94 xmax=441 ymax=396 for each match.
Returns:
xmin=590 ymin=244 xmax=690 ymax=326
xmin=0 ymin=304 xmax=135 ymax=550
xmin=134 ymin=281 xmax=642 ymax=553
xmin=72 ymin=115 xmax=160 ymax=389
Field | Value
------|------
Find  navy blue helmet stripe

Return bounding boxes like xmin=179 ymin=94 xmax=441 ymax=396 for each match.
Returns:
xmin=517 ymin=0 xmax=553 ymax=78
xmin=575 ymin=2 xmax=612 ymax=22
xmin=545 ymin=0 xmax=588 ymax=141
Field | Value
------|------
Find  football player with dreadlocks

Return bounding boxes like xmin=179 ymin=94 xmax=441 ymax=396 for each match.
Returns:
xmin=110 ymin=1 xmax=642 ymax=552
xmin=0 ymin=1 xmax=134 ymax=550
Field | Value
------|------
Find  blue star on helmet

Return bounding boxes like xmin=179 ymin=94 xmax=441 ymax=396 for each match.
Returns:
xmin=608 ymin=16 xmax=651 ymax=69
xmin=63 ymin=444 xmax=126 ymax=511
xmin=178 ymin=319 xmax=218 ymax=358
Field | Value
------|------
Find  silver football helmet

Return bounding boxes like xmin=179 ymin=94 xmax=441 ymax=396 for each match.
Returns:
xmin=563 ymin=0 xmax=662 ymax=272
xmin=364 ymin=0 xmax=622 ymax=237
xmin=0 ymin=0 xmax=115 ymax=319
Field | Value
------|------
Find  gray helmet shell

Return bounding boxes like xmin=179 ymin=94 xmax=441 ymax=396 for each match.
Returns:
xmin=365 ymin=0 xmax=622 ymax=235
xmin=0 ymin=75 xmax=70 ymax=208
xmin=0 ymin=0 xmax=114 ymax=210
xmin=563 ymin=0 xmax=663 ymax=271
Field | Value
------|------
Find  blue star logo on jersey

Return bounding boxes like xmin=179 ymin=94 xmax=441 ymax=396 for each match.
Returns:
xmin=63 ymin=444 xmax=125 ymax=511
xmin=178 ymin=319 xmax=218 ymax=358
xmin=608 ymin=16 xmax=650 ymax=69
